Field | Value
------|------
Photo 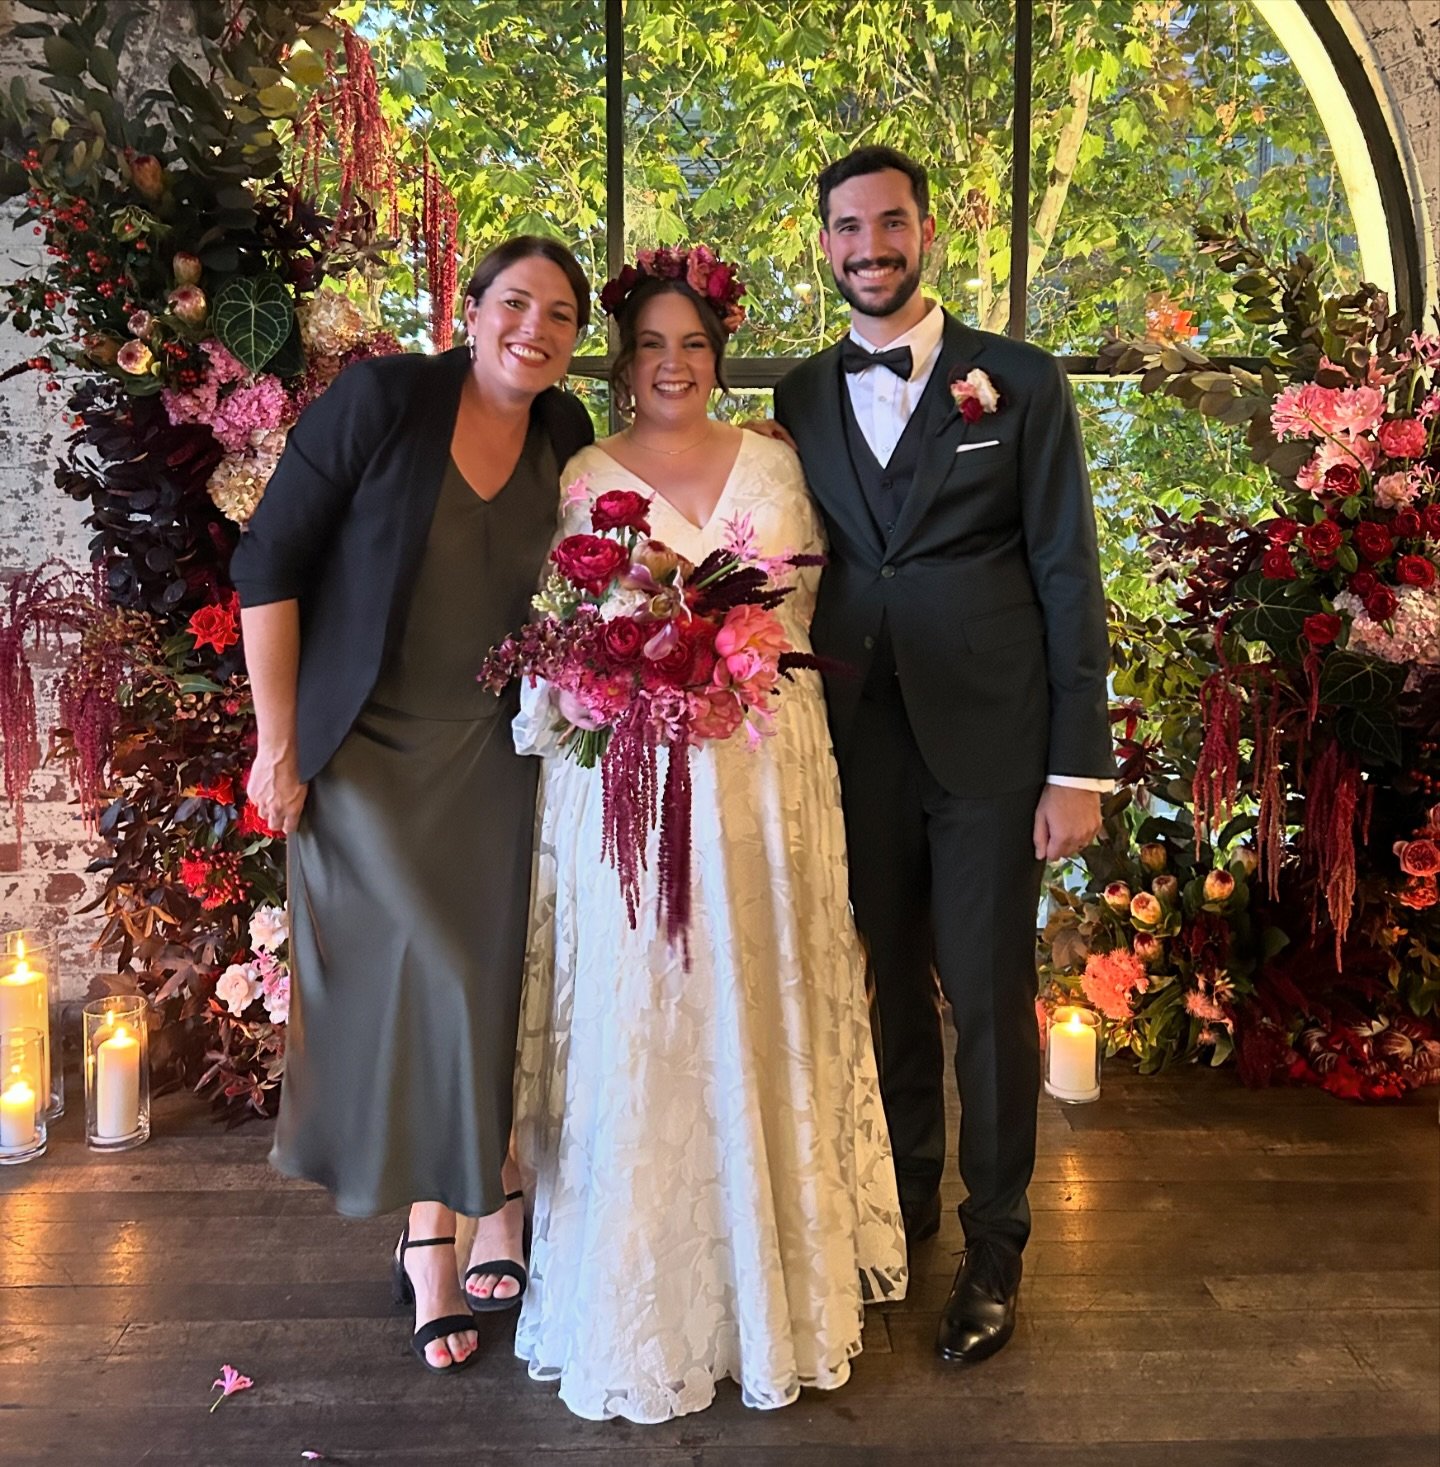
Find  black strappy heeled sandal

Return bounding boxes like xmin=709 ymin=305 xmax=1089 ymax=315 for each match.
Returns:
xmin=392 ymin=1223 xmax=478 ymax=1373
xmin=463 ymin=1189 xmax=529 ymax=1313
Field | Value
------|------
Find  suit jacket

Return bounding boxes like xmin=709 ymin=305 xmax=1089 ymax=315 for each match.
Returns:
xmin=774 ymin=312 xmax=1112 ymax=796
xmin=229 ymin=346 xmax=594 ymax=782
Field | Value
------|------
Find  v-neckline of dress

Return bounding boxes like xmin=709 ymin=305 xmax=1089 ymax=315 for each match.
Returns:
xmin=591 ymin=431 xmax=749 ymax=534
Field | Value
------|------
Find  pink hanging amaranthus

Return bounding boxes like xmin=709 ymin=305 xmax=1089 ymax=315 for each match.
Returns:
xmin=421 ymin=148 xmax=459 ymax=352
xmin=293 ymin=25 xmax=400 ymax=239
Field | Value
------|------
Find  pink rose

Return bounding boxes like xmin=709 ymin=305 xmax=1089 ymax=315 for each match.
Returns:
xmin=551 ymin=534 xmax=629 ymax=594
xmin=1378 ymin=418 xmax=1428 ymax=459
xmin=600 ymin=617 xmax=646 ymax=663
xmin=591 ymin=490 xmax=651 ymax=535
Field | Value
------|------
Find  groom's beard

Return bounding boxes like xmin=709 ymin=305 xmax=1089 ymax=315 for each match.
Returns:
xmin=833 ymin=255 xmax=924 ymax=319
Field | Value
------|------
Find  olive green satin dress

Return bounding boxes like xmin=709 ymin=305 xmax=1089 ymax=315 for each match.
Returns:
xmin=272 ymin=427 xmax=558 ymax=1218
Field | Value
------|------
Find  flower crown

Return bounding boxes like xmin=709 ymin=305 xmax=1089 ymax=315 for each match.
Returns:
xmin=599 ymin=245 xmax=747 ymax=335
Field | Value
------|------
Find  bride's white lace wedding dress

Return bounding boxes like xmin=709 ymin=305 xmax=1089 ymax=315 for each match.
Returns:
xmin=511 ymin=430 xmax=908 ymax=1424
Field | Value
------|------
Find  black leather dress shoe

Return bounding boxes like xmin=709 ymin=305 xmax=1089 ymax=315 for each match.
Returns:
xmin=901 ymin=1190 xmax=941 ymax=1245
xmin=936 ymin=1238 xmax=1022 ymax=1364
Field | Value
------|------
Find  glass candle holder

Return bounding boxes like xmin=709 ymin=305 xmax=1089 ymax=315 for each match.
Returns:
xmin=1044 ymin=1004 xmax=1102 ymax=1104
xmin=0 ymin=929 xmax=61 ymax=1120
xmin=83 ymin=996 xmax=150 ymax=1151
xmin=0 ymin=1027 xmax=47 ymax=1164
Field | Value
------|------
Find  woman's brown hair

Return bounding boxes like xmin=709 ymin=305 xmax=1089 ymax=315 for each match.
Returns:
xmin=463 ymin=235 xmax=592 ymax=332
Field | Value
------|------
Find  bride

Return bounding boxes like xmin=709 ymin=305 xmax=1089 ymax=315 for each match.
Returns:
xmin=511 ymin=246 xmax=907 ymax=1424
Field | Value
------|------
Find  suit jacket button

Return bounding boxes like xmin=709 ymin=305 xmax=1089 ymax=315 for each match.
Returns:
xmin=880 ymin=565 xmax=896 ymax=579
xmin=863 ymin=635 xmax=876 ymax=650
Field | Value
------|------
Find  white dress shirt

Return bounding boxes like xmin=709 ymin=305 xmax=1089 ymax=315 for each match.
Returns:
xmin=844 ymin=302 xmax=1111 ymax=795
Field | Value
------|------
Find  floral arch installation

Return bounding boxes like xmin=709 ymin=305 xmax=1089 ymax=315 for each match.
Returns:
xmin=0 ymin=0 xmax=1436 ymax=1115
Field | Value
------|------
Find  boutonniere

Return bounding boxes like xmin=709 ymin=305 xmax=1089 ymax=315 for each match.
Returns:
xmin=948 ymin=365 xmax=1001 ymax=423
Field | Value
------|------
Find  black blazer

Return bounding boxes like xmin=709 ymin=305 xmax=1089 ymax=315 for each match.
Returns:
xmin=230 ymin=346 xmax=594 ymax=782
xmin=774 ymin=312 xmax=1112 ymax=796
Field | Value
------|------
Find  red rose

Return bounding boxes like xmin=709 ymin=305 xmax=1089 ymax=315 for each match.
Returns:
xmin=600 ymin=616 xmax=646 ymax=663
xmin=959 ymin=396 xmax=984 ymax=424
xmin=1322 ymin=463 xmax=1362 ymax=497
xmin=188 ymin=598 xmax=239 ymax=655
xmin=1267 ymin=519 xmax=1301 ymax=545
xmin=1377 ymin=418 xmax=1428 ymax=459
xmin=1261 ymin=547 xmax=1297 ymax=580
xmin=1398 ymin=875 xmax=1438 ymax=911
xmin=1395 ymin=838 xmax=1440 ymax=877
xmin=1302 ymin=612 xmax=1342 ymax=646
xmin=551 ymin=534 xmax=629 ymax=594
xmin=1352 ymin=520 xmax=1393 ymax=563
xmin=1365 ymin=585 xmax=1399 ymax=622
xmin=641 ymin=621 xmax=715 ymax=689
xmin=599 ymin=265 xmax=640 ymax=316
xmin=1422 ymin=505 xmax=1440 ymax=539
xmin=1393 ymin=508 xmax=1423 ymax=539
xmin=1301 ymin=520 xmax=1343 ymax=559
xmin=591 ymin=490 xmax=651 ymax=535
xmin=1396 ymin=554 xmax=1438 ymax=588
xmin=1346 ymin=571 xmax=1378 ymax=599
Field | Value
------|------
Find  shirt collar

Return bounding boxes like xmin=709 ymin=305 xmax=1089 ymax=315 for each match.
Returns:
xmin=848 ymin=299 xmax=944 ymax=383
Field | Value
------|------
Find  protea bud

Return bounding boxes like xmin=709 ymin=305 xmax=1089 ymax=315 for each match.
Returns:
xmin=1103 ymin=881 xmax=1131 ymax=911
xmin=1152 ymin=874 xmax=1180 ymax=904
xmin=172 ymin=252 xmax=203 ymax=286
xmin=1132 ymin=932 xmax=1164 ymax=966
xmin=1138 ymin=842 xmax=1167 ymax=873
xmin=130 ymin=153 xmax=164 ymax=201
xmin=1203 ymin=869 xmax=1236 ymax=903
xmin=169 ymin=285 xmax=208 ymax=325
xmin=116 ymin=340 xmax=153 ymax=374
xmin=1232 ymin=845 xmax=1259 ymax=877
xmin=127 ymin=309 xmax=153 ymax=339
xmin=1129 ymin=891 xmax=1162 ymax=927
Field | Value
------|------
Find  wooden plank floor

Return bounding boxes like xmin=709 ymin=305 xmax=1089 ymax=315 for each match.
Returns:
xmin=1 ymin=1063 xmax=1436 ymax=1466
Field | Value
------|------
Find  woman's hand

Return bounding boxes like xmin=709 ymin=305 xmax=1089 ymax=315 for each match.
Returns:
xmin=248 ymin=745 xmax=308 ymax=835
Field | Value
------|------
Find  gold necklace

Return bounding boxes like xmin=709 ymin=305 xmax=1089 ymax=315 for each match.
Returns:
xmin=626 ymin=425 xmax=712 ymax=457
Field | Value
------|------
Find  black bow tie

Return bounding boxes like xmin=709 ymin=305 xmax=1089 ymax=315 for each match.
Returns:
xmin=841 ymin=339 xmax=913 ymax=380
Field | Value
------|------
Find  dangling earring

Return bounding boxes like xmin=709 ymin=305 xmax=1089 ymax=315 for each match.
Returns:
xmin=466 ymin=332 xmax=477 ymax=359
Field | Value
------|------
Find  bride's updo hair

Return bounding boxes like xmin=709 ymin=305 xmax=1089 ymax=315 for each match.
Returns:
xmin=610 ymin=277 xmax=729 ymax=416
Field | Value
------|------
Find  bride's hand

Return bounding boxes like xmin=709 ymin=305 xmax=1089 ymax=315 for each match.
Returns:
xmin=741 ymin=418 xmax=797 ymax=451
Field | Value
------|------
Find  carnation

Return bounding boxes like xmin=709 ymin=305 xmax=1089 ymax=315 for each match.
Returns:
xmin=1081 ymin=948 xmax=1149 ymax=1021
xmin=1374 ymin=471 xmax=1420 ymax=510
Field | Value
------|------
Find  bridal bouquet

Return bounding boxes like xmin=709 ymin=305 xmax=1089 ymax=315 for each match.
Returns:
xmin=481 ymin=480 xmax=821 ymax=950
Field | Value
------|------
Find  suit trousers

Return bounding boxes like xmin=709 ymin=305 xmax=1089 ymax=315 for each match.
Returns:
xmin=838 ymin=682 xmax=1045 ymax=1251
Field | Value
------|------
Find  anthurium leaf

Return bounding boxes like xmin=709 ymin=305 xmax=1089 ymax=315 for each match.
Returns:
xmin=1318 ymin=651 xmax=1408 ymax=709
xmin=212 ymin=273 xmax=293 ymax=372
xmin=1334 ymin=706 xmax=1402 ymax=766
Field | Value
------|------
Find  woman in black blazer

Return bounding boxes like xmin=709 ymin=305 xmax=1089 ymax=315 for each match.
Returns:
xmin=231 ymin=236 xmax=594 ymax=1373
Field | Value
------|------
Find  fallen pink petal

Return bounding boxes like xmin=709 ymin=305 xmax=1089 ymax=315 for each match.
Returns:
xmin=209 ymin=1364 xmax=254 ymax=1411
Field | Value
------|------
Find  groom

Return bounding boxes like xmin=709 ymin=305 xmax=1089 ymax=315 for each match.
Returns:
xmin=774 ymin=147 xmax=1113 ymax=1364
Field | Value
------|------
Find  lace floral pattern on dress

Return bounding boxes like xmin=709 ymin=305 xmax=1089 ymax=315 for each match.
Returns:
xmin=512 ymin=432 xmax=908 ymax=1424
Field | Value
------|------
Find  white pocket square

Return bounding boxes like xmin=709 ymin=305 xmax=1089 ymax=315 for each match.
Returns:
xmin=954 ymin=439 xmax=1002 ymax=454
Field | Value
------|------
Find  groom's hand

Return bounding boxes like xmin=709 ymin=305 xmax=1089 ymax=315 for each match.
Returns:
xmin=1032 ymin=784 xmax=1103 ymax=862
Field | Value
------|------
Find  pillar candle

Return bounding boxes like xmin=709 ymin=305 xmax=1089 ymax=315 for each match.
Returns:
xmin=95 ymin=1026 xmax=141 ymax=1140
xmin=0 ymin=947 xmax=50 ymax=1102
xmin=1048 ymin=1010 xmax=1100 ymax=1100
xmin=0 ymin=1078 xmax=37 ymax=1150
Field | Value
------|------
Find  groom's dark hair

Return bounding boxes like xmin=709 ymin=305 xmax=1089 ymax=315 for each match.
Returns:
xmin=817 ymin=147 xmax=930 ymax=227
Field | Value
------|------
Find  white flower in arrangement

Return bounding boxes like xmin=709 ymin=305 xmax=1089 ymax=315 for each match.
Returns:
xmin=248 ymin=904 xmax=289 ymax=955
xmin=215 ymin=962 xmax=260 ymax=1017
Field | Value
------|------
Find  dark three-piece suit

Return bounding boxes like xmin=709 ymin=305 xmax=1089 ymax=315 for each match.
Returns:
xmin=775 ymin=311 xmax=1113 ymax=1250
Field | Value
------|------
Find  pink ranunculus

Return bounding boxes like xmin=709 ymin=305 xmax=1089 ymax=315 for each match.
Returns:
xmin=1378 ymin=418 xmax=1428 ymax=459
xmin=688 ymin=686 xmax=744 ymax=741
xmin=552 ymin=534 xmax=629 ymax=594
xmin=591 ymin=489 xmax=651 ymax=535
